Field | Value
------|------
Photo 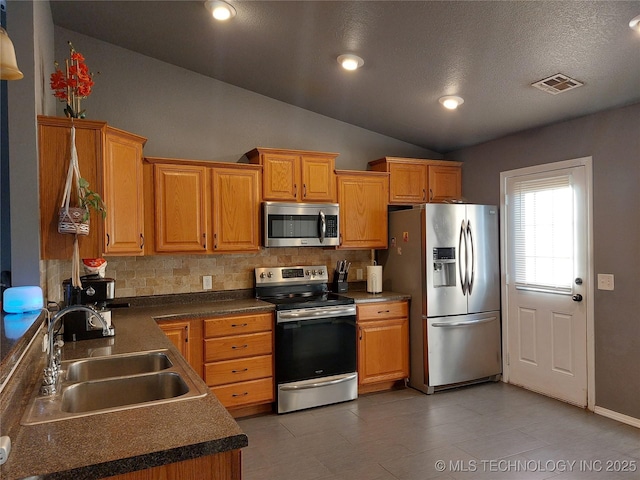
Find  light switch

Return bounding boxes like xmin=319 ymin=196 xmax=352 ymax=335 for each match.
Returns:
xmin=597 ymin=274 xmax=614 ymax=291
xmin=203 ymin=275 xmax=213 ymax=290
xmin=356 ymin=269 xmax=363 ymax=280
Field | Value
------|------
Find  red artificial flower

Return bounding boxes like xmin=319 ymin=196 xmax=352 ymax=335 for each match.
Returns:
xmin=50 ymin=42 xmax=97 ymax=116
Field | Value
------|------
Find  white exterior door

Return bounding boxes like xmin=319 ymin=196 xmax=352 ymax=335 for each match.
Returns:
xmin=501 ymin=158 xmax=593 ymax=408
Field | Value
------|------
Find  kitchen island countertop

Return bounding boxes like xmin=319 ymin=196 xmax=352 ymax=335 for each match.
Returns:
xmin=0 ymin=297 xmax=274 ymax=480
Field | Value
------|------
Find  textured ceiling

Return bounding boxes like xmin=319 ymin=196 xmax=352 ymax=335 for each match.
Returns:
xmin=50 ymin=1 xmax=640 ymax=153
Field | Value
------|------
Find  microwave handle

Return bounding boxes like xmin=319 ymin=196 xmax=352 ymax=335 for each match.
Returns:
xmin=319 ymin=210 xmax=326 ymax=244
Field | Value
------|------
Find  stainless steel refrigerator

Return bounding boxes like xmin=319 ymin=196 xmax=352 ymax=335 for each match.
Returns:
xmin=380 ymin=204 xmax=501 ymax=394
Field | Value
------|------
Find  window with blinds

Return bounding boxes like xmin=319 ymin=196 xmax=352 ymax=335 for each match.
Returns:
xmin=512 ymin=175 xmax=573 ymax=293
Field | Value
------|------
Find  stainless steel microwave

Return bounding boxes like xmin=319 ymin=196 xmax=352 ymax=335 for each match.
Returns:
xmin=263 ymin=202 xmax=340 ymax=247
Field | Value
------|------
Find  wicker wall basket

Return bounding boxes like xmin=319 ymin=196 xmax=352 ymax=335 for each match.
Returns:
xmin=58 ymin=207 xmax=90 ymax=236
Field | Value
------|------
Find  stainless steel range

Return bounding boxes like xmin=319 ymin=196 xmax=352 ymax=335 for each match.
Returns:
xmin=255 ymin=265 xmax=357 ymax=414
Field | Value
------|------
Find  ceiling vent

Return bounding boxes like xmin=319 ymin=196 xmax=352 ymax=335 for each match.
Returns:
xmin=531 ymin=73 xmax=584 ymax=95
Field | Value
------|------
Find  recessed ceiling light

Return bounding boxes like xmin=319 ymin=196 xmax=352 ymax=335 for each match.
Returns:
xmin=439 ymin=96 xmax=464 ymax=110
xmin=630 ymin=14 xmax=640 ymax=31
xmin=205 ymin=0 xmax=236 ymax=21
xmin=337 ymin=54 xmax=364 ymax=71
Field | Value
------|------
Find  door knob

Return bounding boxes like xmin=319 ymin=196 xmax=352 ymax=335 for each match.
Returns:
xmin=572 ymin=294 xmax=583 ymax=302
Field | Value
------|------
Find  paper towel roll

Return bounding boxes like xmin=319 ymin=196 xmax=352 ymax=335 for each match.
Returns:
xmin=366 ymin=265 xmax=382 ymax=293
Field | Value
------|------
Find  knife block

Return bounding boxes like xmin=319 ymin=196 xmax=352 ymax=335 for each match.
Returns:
xmin=332 ymin=269 xmax=348 ymax=293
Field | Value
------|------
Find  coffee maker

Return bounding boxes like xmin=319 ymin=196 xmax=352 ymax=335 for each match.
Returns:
xmin=62 ymin=275 xmax=116 ymax=341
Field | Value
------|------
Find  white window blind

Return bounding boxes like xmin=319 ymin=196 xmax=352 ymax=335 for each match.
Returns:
xmin=512 ymin=175 xmax=573 ymax=293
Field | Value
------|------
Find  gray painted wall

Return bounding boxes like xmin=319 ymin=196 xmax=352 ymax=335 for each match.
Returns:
xmin=447 ymin=103 xmax=640 ymax=419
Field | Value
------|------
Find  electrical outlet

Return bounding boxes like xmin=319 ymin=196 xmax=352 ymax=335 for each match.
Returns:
xmin=356 ymin=268 xmax=363 ymax=280
xmin=597 ymin=273 xmax=614 ymax=291
xmin=203 ymin=275 xmax=213 ymax=290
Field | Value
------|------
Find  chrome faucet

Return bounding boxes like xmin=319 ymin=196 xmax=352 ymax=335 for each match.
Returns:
xmin=40 ymin=305 xmax=115 ymax=396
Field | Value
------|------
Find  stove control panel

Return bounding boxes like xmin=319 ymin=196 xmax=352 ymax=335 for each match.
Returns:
xmin=255 ymin=266 xmax=328 ymax=285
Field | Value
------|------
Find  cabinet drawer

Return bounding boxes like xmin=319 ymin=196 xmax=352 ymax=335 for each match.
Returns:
xmin=204 ymin=313 xmax=272 ymax=338
xmin=205 ymin=355 xmax=273 ymax=386
xmin=357 ymin=301 xmax=408 ymax=321
xmin=211 ymin=378 xmax=274 ymax=408
xmin=204 ymin=332 xmax=272 ymax=362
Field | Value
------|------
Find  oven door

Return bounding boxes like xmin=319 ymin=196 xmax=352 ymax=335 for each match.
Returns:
xmin=275 ymin=306 xmax=356 ymax=384
xmin=275 ymin=305 xmax=357 ymax=413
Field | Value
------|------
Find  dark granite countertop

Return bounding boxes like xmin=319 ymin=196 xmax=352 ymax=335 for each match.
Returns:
xmin=0 ymin=297 xmax=276 ymax=480
xmin=344 ymin=290 xmax=411 ymax=304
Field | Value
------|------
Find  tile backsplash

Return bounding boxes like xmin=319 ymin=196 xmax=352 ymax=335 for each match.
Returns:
xmin=43 ymin=248 xmax=373 ymax=303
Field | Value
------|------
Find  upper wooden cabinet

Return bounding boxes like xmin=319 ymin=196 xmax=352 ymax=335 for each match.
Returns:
xmin=211 ymin=166 xmax=260 ymax=252
xmin=153 ymin=163 xmax=208 ymax=253
xmin=245 ymin=147 xmax=337 ymax=202
xmin=368 ymin=157 xmax=462 ymax=204
xmin=103 ymin=128 xmax=146 ymax=255
xmin=38 ymin=116 xmax=146 ymax=259
xmin=336 ymin=170 xmax=389 ymax=249
xmin=145 ymin=158 xmax=261 ymax=254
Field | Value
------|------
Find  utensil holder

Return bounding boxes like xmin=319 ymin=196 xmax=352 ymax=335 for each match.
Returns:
xmin=332 ymin=269 xmax=348 ymax=293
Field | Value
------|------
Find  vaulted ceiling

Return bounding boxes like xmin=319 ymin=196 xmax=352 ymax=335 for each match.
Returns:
xmin=50 ymin=1 xmax=640 ymax=153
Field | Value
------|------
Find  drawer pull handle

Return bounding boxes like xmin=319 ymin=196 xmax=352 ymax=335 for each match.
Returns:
xmin=232 ymin=368 xmax=249 ymax=374
xmin=232 ymin=392 xmax=249 ymax=397
xmin=378 ymin=310 xmax=390 ymax=314
xmin=231 ymin=344 xmax=249 ymax=350
xmin=231 ymin=323 xmax=248 ymax=328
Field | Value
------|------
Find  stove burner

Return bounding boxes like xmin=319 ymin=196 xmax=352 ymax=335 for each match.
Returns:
xmin=255 ymin=265 xmax=354 ymax=311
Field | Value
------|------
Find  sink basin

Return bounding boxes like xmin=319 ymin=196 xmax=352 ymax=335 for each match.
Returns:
xmin=21 ymin=349 xmax=208 ymax=425
xmin=66 ymin=351 xmax=173 ymax=382
xmin=61 ymin=372 xmax=189 ymax=413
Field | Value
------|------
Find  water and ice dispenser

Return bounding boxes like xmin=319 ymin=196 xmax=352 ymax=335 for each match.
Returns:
xmin=432 ymin=247 xmax=456 ymax=287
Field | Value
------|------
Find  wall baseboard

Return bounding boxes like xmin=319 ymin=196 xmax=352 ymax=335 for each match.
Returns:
xmin=594 ymin=406 xmax=640 ymax=428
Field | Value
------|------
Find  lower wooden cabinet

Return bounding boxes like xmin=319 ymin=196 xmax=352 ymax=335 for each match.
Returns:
xmin=157 ymin=312 xmax=274 ymax=416
xmin=357 ymin=301 xmax=409 ymax=393
xmin=157 ymin=319 xmax=202 ymax=377
xmin=103 ymin=449 xmax=241 ymax=480
xmin=203 ymin=312 xmax=274 ymax=411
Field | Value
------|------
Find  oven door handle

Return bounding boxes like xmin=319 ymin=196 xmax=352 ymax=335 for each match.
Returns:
xmin=277 ymin=306 xmax=356 ymax=323
xmin=279 ymin=373 xmax=357 ymax=391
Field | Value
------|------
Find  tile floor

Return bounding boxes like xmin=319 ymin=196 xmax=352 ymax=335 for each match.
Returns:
xmin=238 ymin=382 xmax=640 ymax=480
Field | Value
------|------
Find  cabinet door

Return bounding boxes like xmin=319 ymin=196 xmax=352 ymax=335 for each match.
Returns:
xmin=358 ymin=318 xmax=409 ymax=384
xmin=211 ymin=167 xmax=260 ymax=252
xmin=103 ymin=129 xmax=145 ymax=255
xmin=38 ymin=117 xmax=104 ymax=259
xmin=154 ymin=164 xmax=208 ymax=252
xmin=300 ymin=155 xmax=335 ymax=202
xmin=262 ymin=153 xmax=299 ymax=201
xmin=388 ymin=162 xmax=428 ymax=204
xmin=428 ymin=165 xmax=462 ymax=203
xmin=158 ymin=320 xmax=192 ymax=365
xmin=337 ymin=172 xmax=388 ymax=249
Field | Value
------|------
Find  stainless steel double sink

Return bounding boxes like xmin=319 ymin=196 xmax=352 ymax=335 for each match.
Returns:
xmin=21 ymin=349 xmax=208 ymax=425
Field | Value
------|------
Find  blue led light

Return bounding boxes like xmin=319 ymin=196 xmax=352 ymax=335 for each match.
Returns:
xmin=2 ymin=286 xmax=44 ymax=313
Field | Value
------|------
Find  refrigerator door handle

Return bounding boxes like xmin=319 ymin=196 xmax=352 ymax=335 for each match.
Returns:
xmin=467 ymin=220 xmax=475 ymax=295
xmin=459 ymin=220 xmax=467 ymax=295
